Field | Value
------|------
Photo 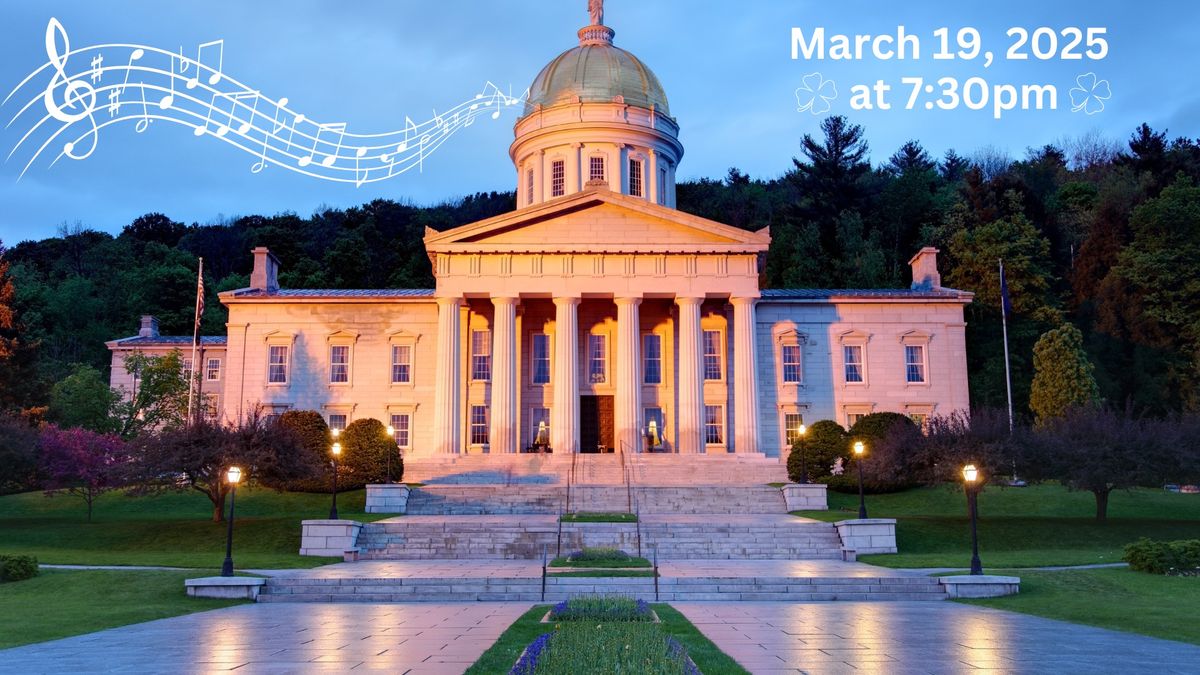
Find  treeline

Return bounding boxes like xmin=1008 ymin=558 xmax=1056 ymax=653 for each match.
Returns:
xmin=1 ymin=117 xmax=1199 ymax=419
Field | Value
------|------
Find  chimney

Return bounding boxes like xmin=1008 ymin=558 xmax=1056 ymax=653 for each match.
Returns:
xmin=138 ymin=315 xmax=159 ymax=338
xmin=909 ymin=247 xmax=942 ymax=291
xmin=250 ymin=247 xmax=280 ymax=292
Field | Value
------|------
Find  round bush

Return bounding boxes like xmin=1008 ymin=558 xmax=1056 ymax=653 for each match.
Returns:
xmin=263 ymin=410 xmax=331 ymax=492
xmin=788 ymin=420 xmax=848 ymax=482
xmin=340 ymin=417 xmax=402 ymax=487
xmin=834 ymin=412 xmax=923 ymax=494
xmin=0 ymin=554 xmax=39 ymax=582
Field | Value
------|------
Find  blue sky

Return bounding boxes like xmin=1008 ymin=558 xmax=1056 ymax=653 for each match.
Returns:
xmin=1 ymin=0 xmax=1196 ymax=242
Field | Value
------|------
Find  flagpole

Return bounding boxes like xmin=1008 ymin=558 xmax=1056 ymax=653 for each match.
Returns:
xmin=186 ymin=258 xmax=204 ymax=425
xmin=999 ymin=259 xmax=1014 ymax=434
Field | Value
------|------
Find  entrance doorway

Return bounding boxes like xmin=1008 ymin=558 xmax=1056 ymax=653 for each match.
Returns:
xmin=579 ymin=395 xmax=614 ymax=453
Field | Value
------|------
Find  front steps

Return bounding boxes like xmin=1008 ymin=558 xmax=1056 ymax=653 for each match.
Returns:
xmin=403 ymin=453 xmax=788 ymax=486
xmin=405 ymin=485 xmax=788 ymax=516
xmin=355 ymin=515 xmax=842 ymax=560
xmin=258 ymin=574 xmax=947 ymax=603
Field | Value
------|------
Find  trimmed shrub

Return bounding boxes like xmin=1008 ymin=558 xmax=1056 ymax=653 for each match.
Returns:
xmin=1124 ymin=538 xmax=1200 ymax=576
xmin=341 ymin=418 xmax=402 ymax=487
xmin=0 ymin=554 xmax=39 ymax=582
xmin=788 ymin=420 xmax=848 ymax=482
xmin=825 ymin=412 xmax=923 ymax=494
xmin=567 ymin=547 xmax=631 ymax=562
xmin=264 ymin=410 xmax=332 ymax=492
xmin=548 ymin=596 xmax=653 ymax=622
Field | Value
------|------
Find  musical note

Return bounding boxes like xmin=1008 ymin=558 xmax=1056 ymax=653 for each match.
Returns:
xmin=270 ymin=97 xmax=290 ymax=132
xmin=107 ymin=48 xmax=145 ymax=116
xmin=185 ymin=40 xmax=223 ymax=89
xmin=354 ymin=146 xmax=368 ymax=186
xmin=134 ymin=87 xmax=151 ymax=133
xmin=40 ymin=18 xmax=99 ymax=161
xmin=159 ymin=56 xmax=177 ymax=110
xmin=297 ymin=122 xmax=346 ymax=168
xmin=89 ymin=55 xmax=103 ymax=83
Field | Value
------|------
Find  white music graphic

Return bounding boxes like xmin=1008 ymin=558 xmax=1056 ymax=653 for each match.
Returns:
xmin=6 ymin=18 xmax=528 ymax=185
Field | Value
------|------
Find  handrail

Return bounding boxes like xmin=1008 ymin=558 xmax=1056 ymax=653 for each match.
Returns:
xmin=619 ymin=440 xmax=632 ymax=513
xmin=565 ymin=449 xmax=577 ymax=515
xmin=620 ymin=440 xmax=642 ymax=557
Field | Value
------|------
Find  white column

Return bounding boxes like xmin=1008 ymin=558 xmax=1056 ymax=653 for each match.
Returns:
xmin=675 ymin=296 xmax=704 ymax=454
xmin=614 ymin=297 xmax=642 ymax=454
xmin=648 ymin=150 xmax=659 ymax=204
xmin=552 ymin=297 xmax=580 ymax=454
xmin=489 ymin=296 xmax=518 ymax=454
xmin=731 ymin=297 xmax=761 ymax=454
xmin=432 ymin=296 xmax=462 ymax=454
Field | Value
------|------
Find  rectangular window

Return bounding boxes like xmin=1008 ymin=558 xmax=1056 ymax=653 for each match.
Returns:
xmin=590 ymin=155 xmax=606 ymax=182
xmin=905 ymin=345 xmax=927 ymax=383
xmin=644 ymin=407 xmax=665 ymax=448
xmin=784 ymin=413 xmax=805 ymax=446
xmin=268 ymin=345 xmax=289 ymax=384
xmin=526 ymin=168 xmax=534 ymax=205
xmin=390 ymin=413 xmax=411 ymax=448
xmin=530 ymin=407 xmax=550 ymax=446
xmin=658 ymin=168 xmax=667 ymax=204
xmin=629 ymin=158 xmax=643 ymax=197
xmin=471 ymin=330 xmax=491 ymax=381
xmin=391 ymin=345 xmax=413 ymax=384
xmin=182 ymin=358 xmax=193 ymax=379
xmin=204 ymin=395 xmax=219 ymax=421
xmin=470 ymin=405 xmax=489 ymax=446
xmin=844 ymin=345 xmax=864 ymax=383
xmin=643 ymin=334 xmax=662 ymax=385
xmin=551 ymin=160 xmax=565 ymax=197
xmin=588 ymin=334 xmax=607 ymax=384
xmin=782 ymin=344 xmax=802 ymax=383
xmin=703 ymin=330 xmax=722 ymax=380
xmin=206 ymin=358 xmax=221 ymax=381
xmin=704 ymin=405 xmax=724 ymax=445
xmin=847 ymin=412 xmax=865 ymax=428
xmin=531 ymin=334 xmax=551 ymax=385
xmin=328 ymin=413 xmax=347 ymax=432
xmin=908 ymin=413 xmax=928 ymax=430
xmin=330 ymin=345 xmax=350 ymax=383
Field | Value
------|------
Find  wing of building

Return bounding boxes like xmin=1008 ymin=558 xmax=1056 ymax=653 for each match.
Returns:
xmin=108 ymin=8 xmax=972 ymax=465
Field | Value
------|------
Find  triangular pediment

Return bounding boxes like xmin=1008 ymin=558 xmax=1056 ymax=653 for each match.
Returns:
xmin=424 ymin=189 xmax=770 ymax=254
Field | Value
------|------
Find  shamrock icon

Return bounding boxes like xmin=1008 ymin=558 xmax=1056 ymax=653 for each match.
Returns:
xmin=1069 ymin=73 xmax=1111 ymax=115
xmin=795 ymin=72 xmax=837 ymax=115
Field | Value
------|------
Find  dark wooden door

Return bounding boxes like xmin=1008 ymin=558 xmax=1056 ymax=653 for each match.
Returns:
xmin=579 ymin=395 xmax=615 ymax=453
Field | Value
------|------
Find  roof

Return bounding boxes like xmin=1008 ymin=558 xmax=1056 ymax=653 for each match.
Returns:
xmin=227 ymin=288 xmax=435 ymax=299
xmin=762 ymin=288 xmax=974 ymax=302
xmin=524 ymin=42 xmax=670 ymax=117
xmin=108 ymin=335 xmax=227 ymax=347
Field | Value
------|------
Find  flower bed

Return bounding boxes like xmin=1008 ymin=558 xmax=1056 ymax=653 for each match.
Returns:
xmin=547 ymin=596 xmax=654 ymax=623
xmin=510 ymin=622 xmax=699 ymax=674
xmin=549 ymin=547 xmax=651 ymax=569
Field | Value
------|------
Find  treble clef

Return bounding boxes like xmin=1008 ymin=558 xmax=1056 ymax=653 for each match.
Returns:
xmin=42 ymin=18 xmax=99 ymax=160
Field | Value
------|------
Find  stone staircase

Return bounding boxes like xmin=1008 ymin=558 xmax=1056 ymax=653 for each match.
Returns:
xmin=258 ymin=574 xmax=946 ymax=603
xmin=404 ymin=485 xmax=788 ymax=516
xmin=402 ymin=453 xmax=787 ymax=486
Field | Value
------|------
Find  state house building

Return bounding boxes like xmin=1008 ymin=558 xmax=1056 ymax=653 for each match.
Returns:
xmin=108 ymin=7 xmax=973 ymax=462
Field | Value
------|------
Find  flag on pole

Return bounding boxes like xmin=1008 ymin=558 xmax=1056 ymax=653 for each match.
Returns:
xmin=999 ymin=261 xmax=1013 ymax=319
xmin=187 ymin=258 xmax=204 ymax=424
xmin=193 ymin=260 xmax=205 ymax=342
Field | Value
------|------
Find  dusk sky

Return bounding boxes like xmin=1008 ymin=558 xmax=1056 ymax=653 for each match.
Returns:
xmin=1 ymin=0 xmax=1196 ymax=242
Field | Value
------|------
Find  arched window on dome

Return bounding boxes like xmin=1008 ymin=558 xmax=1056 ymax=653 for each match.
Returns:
xmin=526 ymin=168 xmax=534 ymax=205
xmin=658 ymin=167 xmax=668 ymax=205
xmin=551 ymin=160 xmax=565 ymax=197
xmin=628 ymin=158 xmax=644 ymax=198
xmin=589 ymin=155 xmax=606 ymax=184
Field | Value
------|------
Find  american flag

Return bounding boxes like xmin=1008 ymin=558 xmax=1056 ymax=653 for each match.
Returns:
xmin=193 ymin=258 xmax=204 ymax=345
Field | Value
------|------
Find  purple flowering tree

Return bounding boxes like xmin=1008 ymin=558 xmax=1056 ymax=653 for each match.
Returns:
xmin=39 ymin=425 xmax=129 ymax=522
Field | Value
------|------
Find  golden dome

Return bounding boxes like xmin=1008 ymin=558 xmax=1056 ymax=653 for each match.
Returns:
xmin=522 ymin=27 xmax=670 ymax=117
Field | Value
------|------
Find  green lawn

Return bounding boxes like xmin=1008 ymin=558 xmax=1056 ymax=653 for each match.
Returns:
xmin=560 ymin=512 xmax=638 ymax=523
xmin=793 ymin=484 xmax=1200 ymax=568
xmin=466 ymin=604 xmax=748 ymax=675
xmin=0 ymin=569 xmax=245 ymax=648
xmin=0 ymin=487 xmax=390 ymax=569
xmin=962 ymin=568 xmax=1200 ymax=645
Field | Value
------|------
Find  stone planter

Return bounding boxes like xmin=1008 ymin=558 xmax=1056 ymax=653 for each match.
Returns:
xmin=834 ymin=518 xmax=898 ymax=554
xmin=299 ymin=519 xmax=362 ymax=557
xmin=185 ymin=576 xmax=265 ymax=600
xmin=939 ymin=575 xmax=1021 ymax=598
xmin=781 ymin=483 xmax=828 ymax=511
xmin=365 ymin=483 xmax=410 ymax=514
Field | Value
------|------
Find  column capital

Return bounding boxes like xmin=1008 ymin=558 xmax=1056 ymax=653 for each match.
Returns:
xmin=674 ymin=295 xmax=704 ymax=307
xmin=729 ymin=296 xmax=760 ymax=306
xmin=490 ymin=295 xmax=520 ymax=306
xmin=552 ymin=296 xmax=582 ymax=307
xmin=436 ymin=296 xmax=463 ymax=308
xmin=614 ymin=296 xmax=643 ymax=307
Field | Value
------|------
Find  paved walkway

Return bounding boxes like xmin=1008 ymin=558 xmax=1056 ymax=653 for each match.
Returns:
xmin=675 ymin=601 xmax=1200 ymax=674
xmin=0 ymin=602 xmax=532 ymax=674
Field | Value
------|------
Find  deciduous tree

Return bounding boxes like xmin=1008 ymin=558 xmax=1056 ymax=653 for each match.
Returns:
xmin=39 ymin=425 xmax=128 ymax=522
xmin=1030 ymin=324 xmax=1100 ymax=425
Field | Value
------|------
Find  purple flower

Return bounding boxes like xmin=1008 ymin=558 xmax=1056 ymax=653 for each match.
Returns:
xmin=510 ymin=632 xmax=552 ymax=675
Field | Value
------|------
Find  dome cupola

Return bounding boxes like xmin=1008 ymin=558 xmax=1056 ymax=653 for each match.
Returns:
xmin=510 ymin=1 xmax=683 ymax=209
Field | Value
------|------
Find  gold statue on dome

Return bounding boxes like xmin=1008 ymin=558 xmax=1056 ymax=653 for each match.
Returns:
xmin=588 ymin=0 xmax=604 ymax=26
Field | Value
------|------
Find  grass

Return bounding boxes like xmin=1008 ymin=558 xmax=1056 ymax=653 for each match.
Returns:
xmin=792 ymin=484 xmax=1200 ymax=568
xmin=767 ymin=482 xmax=788 ymax=488
xmin=560 ymin=512 xmax=638 ymax=523
xmin=549 ymin=556 xmax=652 ymax=568
xmin=0 ymin=569 xmax=245 ymax=648
xmin=548 ymin=570 xmax=656 ymax=577
xmin=961 ymin=568 xmax=1200 ymax=645
xmin=466 ymin=604 xmax=747 ymax=675
xmin=0 ymin=487 xmax=392 ymax=569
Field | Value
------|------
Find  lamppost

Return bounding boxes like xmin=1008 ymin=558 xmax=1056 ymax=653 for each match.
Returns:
xmin=385 ymin=425 xmax=397 ymax=483
xmin=221 ymin=466 xmax=242 ymax=577
xmin=853 ymin=440 xmax=868 ymax=519
xmin=329 ymin=441 xmax=342 ymax=520
xmin=963 ymin=464 xmax=983 ymax=575
xmin=796 ymin=423 xmax=809 ymax=483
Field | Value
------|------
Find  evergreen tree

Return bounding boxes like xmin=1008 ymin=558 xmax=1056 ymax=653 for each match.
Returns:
xmin=1030 ymin=324 xmax=1100 ymax=425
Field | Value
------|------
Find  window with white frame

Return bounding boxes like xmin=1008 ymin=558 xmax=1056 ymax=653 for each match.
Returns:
xmin=588 ymin=334 xmax=607 ymax=384
xmin=644 ymin=407 xmax=665 ymax=448
xmin=267 ymin=345 xmax=289 ymax=384
xmin=206 ymin=358 xmax=221 ymax=381
xmin=589 ymin=155 xmax=606 ymax=183
xmin=330 ymin=345 xmax=350 ymax=383
xmin=843 ymin=345 xmax=865 ymax=383
xmin=328 ymin=413 xmax=347 ymax=432
xmin=905 ymin=345 xmax=927 ymax=383
xmin=389 ymin=413 xmax=412 ymax=448
xmin=470 ymin=405 xmax=489 ymax=445
xmin=643 ymin=334 xmax=662 ymax=385
xmin=471 ymin=330 xmax=491 ymax=381
xmin=781 ymin=344 xmax=802 ymax=383
xmin=629 ymin=158 xmax=643 ymax=197
xmin=846 ymin=412 xmax=866 ymax=428
xmin=391 ymin=344 xmax=412 ymax=384
xmin=551 ymin=160 xmax=565 ymax=197
xmin=530 ymin=407 xmax=550 ymax=445
xmin=784 ymin=413 xmax=805 ymax=446
xmin=531 ymin=333 xmax=550 ymax=385
xmin=182 ymin=358 xmax=193 ymax=380
xmin=526 ymin=168 xmax=534 ymax=205
xmin=704 ymin=405 xmax=725 ymax=445
xmin=703 ymin=330 xmax=722 ymax=380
